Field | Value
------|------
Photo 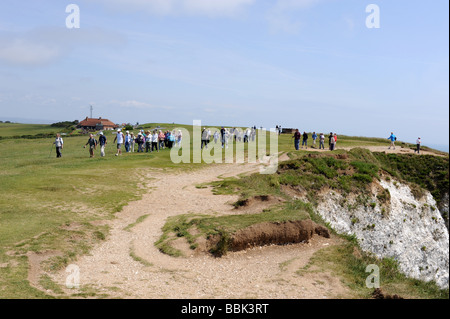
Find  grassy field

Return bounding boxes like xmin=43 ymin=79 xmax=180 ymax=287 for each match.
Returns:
xmin=0 ymin=123 xmax=448 ymax=298
xmin=0 ymin=123 xmax=61 ymax=137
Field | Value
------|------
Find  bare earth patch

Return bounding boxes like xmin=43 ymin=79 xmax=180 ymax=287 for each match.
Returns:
xmin=39 ymin=162 xmax=352 ymax=299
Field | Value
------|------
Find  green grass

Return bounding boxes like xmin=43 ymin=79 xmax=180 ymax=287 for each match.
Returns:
xmin=0 ymin=126 xmax=197 ymax=298
xmin=155 ymin=200 xmax=313 ymax=257
xmin=0 ymin=123 xmax=448 ymax=298
xmin=297 ymin=243 xmax=448 ymax=299
xmin=0 ymin=123 xmax=277 ymax=297
xmin=0 ymin=123 xmax=60 ymax=138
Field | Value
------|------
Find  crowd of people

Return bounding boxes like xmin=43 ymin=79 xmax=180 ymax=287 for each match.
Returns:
xmin=201 ymin=126 xmax=257 ymax=150
xmin=291 ymin=130 xmax=339 ymax=151
xmin=83 ymin=128 xmax=184 ymax=158
xmin=73 ymin=126 xmax=259 ymax=158
xmin=52 ymin=126 xmax=422 ymax=158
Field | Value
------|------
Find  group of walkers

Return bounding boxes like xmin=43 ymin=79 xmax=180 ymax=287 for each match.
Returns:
xmin=52 ymin=126 xmax=424 ymax=158
xmin=201 ymin=127 xmax=257 ymax=150
xmin=79 ymin=128 xmax=183 ymax=158
xmin=292 ymin=130 xmax=338 ymax=151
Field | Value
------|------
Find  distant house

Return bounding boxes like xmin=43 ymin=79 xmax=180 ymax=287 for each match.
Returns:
xmin=282 ymin=128 xmax=295 ymax=134
xmin=77 ymin=117 xmax=119 ymax=131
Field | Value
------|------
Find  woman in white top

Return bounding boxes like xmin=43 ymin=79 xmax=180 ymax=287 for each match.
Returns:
xmin=114 ymin=129 xmax=124 ymax=156
xmin=152 ymin=131 xmax=159 ymax=152
xmin=415 ymin=138 xmax=421 ymax=154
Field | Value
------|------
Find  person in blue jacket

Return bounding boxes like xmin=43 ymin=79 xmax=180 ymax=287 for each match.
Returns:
xmin=388 ymin=132 xmax=397 ymax=150
xmin=312 ymin=132 xmax=318 ymax=148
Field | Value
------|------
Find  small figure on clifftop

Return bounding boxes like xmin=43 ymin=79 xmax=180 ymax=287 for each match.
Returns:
xmin=302 ymin=132 xmax=309 ymax=149
xmin=415 ymin=137 xmax=421 ymax=154
xmin=329 ymin=133 xmax=336 ymax=151
xmin=388 ymin=132 xmax=397 ymax=150
xmin=312 ymin=132 xmax=317 ymax=148
xmin=292 ymin=129 xmax=301 ymax=150
xmin=319 ymin=133 xmax=325 ymax=150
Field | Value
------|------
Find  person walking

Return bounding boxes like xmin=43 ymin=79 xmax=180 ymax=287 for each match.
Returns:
xmin=328 ymin=132 xmax=333 ymax=148
xmin=292 ymin=129 xmax=301 ymax=151
xmin=415 ymin=137 xmax=421 ymax=154
xmin=333 ymin=133 xmax=338 ymax=149
xmin=302 ymin=132 xmax=309 ymax=149
xmin=84 ymin=134 xmax=97 ymax=158
xmin=312 ymin=132 xmax=317 ymax=148
xmin=152 ymin=130 xmax=159 ymax=152
xmin=145 ymin=131 xmax=152 ymax=152
xmin=53 ymin=133 xmax=64 ymax=158
xmin=136 ymin=133 xmax=144 ymax=152
xmin=168 ymin=131 xmax=175 ymax=149
xmin=224 ymin=129 xmax=230 ymax=149
xmin=113 ymin=129 xmax=125 ymax=156
xmin=177 ymin=130 xmax=183 ymax=147
xmin=124 ymin=131 xmax=132 ymax=153
xmin=158 ymin=130 xmax=165 ymax=150
xmin=130 ymin=132 xmax=136 ymax=152
xmin=319 ymin=133 xmax=325 ymax=150
xmin=388 ymin=132 xmax=397 ymax=150
xmin=214 ymin=131 xmax=219 ymax=144
xmin=99 ymin=132 xmax=107 ymax=157
xmin=201 ymin=128 xmax=209 ymax=149
xmin=220 ymin=127 xmax=226 ymax=148
xmin=329 ymin=134 xmax=336 ymax=151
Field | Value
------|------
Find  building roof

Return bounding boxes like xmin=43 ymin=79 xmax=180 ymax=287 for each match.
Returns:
xmin=78 ymin=117 xmax=118 ymax=128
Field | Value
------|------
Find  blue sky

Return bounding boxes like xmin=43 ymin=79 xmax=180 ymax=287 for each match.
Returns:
xmin=0 ymin=0 xmax=448 ymax=150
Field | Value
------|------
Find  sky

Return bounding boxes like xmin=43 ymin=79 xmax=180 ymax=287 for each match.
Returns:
xmin=0 ymin=0 xmax=448 ymax=150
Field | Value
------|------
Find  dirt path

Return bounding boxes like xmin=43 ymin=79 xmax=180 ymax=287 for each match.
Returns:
xmin=48 ymin=161 xmax=350 ymax=299
xmin=301 ymin=145 xmax=446 ymax=157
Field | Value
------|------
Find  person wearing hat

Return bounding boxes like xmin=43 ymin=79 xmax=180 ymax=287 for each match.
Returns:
xmin=130 ymin=132 xmax=136 ymax=152
xmin=152 ymin=130 xmax=159 ymax=152
xmin=99 ymin=132 xmax=107 ymax=157
xmin=136 ymin=132 xmax=144 ymax=152
xmin=113 ymin=129 xmax=124 ymax=156
xmin=415 ymin=137 xmax=421 ymax=154
xmin=124 ymin=131 xmax=132 ymax=153
xmin=201 ymin=127 xmax=209 ymax=149
xmin=145 ymin=131 xmax=152 ymax=153
xmin=84 ymin=134 xmax=98 ymax=158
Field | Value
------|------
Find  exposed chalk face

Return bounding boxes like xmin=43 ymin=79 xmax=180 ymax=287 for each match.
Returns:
xmin=317 ymin=179 xmax=449 ymax=289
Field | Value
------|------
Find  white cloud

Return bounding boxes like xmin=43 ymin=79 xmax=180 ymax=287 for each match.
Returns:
xmin=273 ymin=0 xmax=322 ymax=10
xmin=267 ymin=0 xmax=325 ymax=33
xmin=0 ymin=39 xmax=61 ymax=66
xmin=0 ymin=27 xmax=126 ymax=67
xmin=93 ymin=0 xmax=255 ymax=17
xmin=110 ymin=100 xmax=173 ymax=110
